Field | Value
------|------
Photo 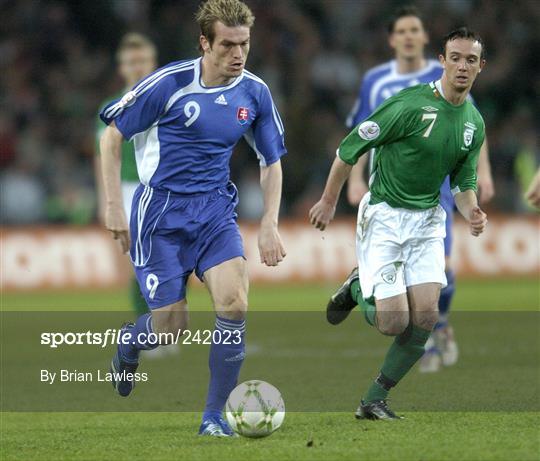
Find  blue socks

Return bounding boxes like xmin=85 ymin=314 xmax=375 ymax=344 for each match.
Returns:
xmin=435 ymin=269 xmax=455 ymax=330
xmin=119 ymin=313 xmax=157 ymax=363
xmin=203 ymin=316 xmax=246 ymax=421
xmin=118 ymin=312 xmax=246 ymax=421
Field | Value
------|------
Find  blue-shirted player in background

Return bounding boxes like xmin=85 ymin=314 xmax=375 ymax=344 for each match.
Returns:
xmin=99 ymin=0 xmax=287 ymax=437
xmin=343 ymin=6 xmax=495 ymax=372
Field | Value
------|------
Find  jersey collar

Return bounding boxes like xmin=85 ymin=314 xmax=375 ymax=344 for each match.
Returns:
xmin=430 ymin=80 xmax=467 ymax=109
xmin=195 ymin=57 xmax=244 ymax=93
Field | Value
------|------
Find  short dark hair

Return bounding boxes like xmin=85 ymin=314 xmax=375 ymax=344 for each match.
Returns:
xmin=387 ymin=6 xmax=424 ymax=34
xmin=442 ymin=27 xmax=485 ymax=59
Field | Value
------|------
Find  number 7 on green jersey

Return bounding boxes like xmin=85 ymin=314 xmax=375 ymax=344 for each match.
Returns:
xmin=422 ymin=113 xmax=437 ymax=138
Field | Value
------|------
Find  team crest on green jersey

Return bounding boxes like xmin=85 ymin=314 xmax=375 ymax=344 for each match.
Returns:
xmin=463 ymin=122 xmax=477 ymax=148
xmin=463 ymin=128 xmax=474 ymax=147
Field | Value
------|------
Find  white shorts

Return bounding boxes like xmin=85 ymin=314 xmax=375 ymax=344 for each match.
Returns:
xmin=122 ymin=181 xmax=139 ymax=224
xmin=356 ymin=192 xmax=447 ymax=301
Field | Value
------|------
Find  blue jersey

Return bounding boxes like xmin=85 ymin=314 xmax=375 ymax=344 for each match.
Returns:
xmin=100 ymin=58 xmax=286 ymax=194
xmin=346 ymin=59 xmax=443 ymax=128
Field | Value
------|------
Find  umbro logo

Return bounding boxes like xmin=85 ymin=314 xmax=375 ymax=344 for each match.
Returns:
xmin=422 ymin=106 xmax=438 ymax=112
xmin=214 ymin=94 xmax=228 ymax=105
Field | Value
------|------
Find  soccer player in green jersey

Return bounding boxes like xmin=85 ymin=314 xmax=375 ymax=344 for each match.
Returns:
xmin=95 ymin=33 xmax=158 ymax=316
xmin=309 ymin=27 xmax=488 ymax=420
xmin=346 ymin=7 xmax=496 ymax=373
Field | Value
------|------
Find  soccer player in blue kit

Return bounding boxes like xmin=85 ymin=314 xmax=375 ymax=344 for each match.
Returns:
xmin=99 ymin=0 xmax=286 ymax=437
xmin=340 ymin=6 xmax=495 ymax=372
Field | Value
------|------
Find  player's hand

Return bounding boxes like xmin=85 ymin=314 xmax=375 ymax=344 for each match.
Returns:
xmin=105 ymin=204 xmax=130 ymax=254
xmin=526 ymin=186 xmax=540 ymax=208
xmin=477 ymin=174 xmax=495 ymax=205
xmin=525 ymin=170 xmax=540 ymax=208
xmin=309 ymin=197 xmax=336 ymax=231
xmin=258 ymin=224 xmax=286 ymax=266
xmin=347 ymin=179 xmax=368 ymax=206
xmin=469 ymin=206 xmax=487 ymax=237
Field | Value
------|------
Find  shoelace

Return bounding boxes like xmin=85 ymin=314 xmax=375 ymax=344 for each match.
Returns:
xmin=216 ymin=417 xmax=233 ymax=434
xmin=378 ymin=400 xmax=397 ymax=417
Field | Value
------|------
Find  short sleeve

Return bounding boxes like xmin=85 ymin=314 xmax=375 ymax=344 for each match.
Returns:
xmin=99 ymin=73 xmax=176 ymax=141
xmin=345 ymin=76 xmax=372 ymax=128
xmin=244 ymin=85 xmax=287 ymax=166
xmin=338 ymin=96 xmax=409 ymax=165
xmin=450 ymin=121 xmax=485 ymax=194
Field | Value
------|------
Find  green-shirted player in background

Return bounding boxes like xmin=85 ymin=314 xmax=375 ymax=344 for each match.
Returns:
xmin=95 ymin=33 xmax=158 ymax=316
xmin=310 ymin=27 xmax=488 ymax=420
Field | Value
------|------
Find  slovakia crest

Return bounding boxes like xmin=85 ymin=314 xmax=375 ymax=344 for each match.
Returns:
xmin=463 ymin=127 xmax=474 ymax=147
xmin=237 ymin=107 xmax=249 ymax=125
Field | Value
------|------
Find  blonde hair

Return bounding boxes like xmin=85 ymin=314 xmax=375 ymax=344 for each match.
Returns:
xmin=116 ymin=33 xmax=157 ymax=61
xmin=195 ymin=0 xmax=255 ymax=51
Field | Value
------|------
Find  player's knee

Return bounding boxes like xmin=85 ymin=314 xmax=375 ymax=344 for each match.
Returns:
xmin=413 ymin=309 xmax=438 ymax=331
xmin=215 ymin=287 xmax=248 ymax=320
xmin=377 ymin=310 xmax=409 ymax=336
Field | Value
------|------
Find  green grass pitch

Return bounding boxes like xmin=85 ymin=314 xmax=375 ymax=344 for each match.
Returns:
xmin=1 ymin=279 xmax=539 ymax=460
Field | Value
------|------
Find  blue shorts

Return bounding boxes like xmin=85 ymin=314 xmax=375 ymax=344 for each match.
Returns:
xmin=440 ymin=176 xmax=454 ymax=257
xmin=129 ymin=182 xmax=244 ymax=309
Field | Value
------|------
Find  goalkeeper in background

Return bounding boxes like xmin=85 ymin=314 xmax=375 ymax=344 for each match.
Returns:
xmin=95 ymin=33 xmax=158 ymax=317
xmin=310 ymin=27 xmax=488 ymax=419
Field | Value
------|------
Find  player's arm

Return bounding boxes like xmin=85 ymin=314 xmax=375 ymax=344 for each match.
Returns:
xmin=476 ymin=138 xmax=495 ymax=205
xmin=94 ymin=120 xmax=107 ymax=224
xmin=345 ymin=77 xmax=372 ymax=206
xmin=100 ymin=122 xmax=130 ymax=253
xmin=247 ymin=84 xmax=288 ymax=266
xmin=454 ymin=190 xmax=486 ymax=237
xmin=310 ymin=96 xmax=408 ymax=230
xmin=347 ymin=155 xmax=369 ymax=206
xmin=259 ymin=160 xmax=286 ymax=266
xmin=99 ymin=69 xmax=175 ymax=253
xmin=309 ymin=157 xmax=352 ymax=230
xmin=451 ymin=128 xmax=488 ymax=237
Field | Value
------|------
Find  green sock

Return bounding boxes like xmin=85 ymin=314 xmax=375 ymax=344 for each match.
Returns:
xmin=350 ymin=279 xmax=376 ymax=326
xmin=364 ymin=379 xmax=389 ymax=403
xmin=130 ymin=277 xmax=149 ymax=316
xmin=364 ymin=324 xmax=431 ymax=403
xmin=350 ymin=279 xmax=361 ymax=304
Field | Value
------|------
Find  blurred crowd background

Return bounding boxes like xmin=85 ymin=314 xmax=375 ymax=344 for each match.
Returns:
xmin=1 ymin=0 xmax=539 ymax=225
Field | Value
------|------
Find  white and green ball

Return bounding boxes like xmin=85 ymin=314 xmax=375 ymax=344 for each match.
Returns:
xmin=225 ymin=380 xmax=285 ymax=438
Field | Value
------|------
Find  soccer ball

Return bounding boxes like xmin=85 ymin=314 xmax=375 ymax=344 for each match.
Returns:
xmin=225 ymin=380 xmax=285 ymax=438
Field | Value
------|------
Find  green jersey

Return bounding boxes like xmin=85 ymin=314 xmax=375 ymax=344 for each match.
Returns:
xmin=339 ymin=82 xmax=485 ymax=210
xmin=96 ymin=91 xmax=139 ymax=182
